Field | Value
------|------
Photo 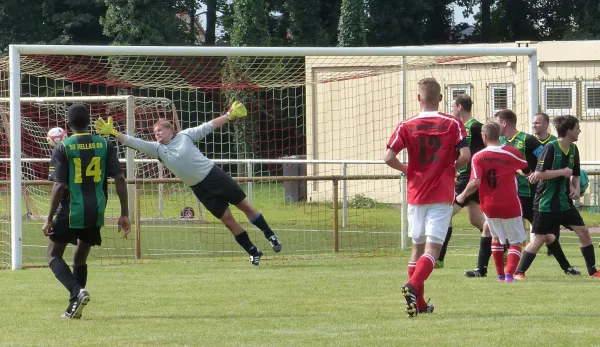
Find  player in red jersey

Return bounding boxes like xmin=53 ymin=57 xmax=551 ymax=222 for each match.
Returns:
xmin=385 ymin=78 xmax=469 ymax=317
xmin=456 ymin=122 xmax=528 ymax=282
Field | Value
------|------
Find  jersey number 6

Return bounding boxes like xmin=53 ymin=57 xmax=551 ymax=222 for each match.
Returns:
xmin=73 ymin=157 xmax=102 ymax=183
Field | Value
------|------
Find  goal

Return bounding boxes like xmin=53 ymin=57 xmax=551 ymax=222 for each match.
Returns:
xmin=1 ymin=45 xmax=538 ymax=269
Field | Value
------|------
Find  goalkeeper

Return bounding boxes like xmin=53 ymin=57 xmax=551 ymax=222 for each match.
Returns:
xmin=95 ymin=102 xmax=282 ymax=266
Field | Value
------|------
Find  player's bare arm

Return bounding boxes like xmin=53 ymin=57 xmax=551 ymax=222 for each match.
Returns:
xmin=529 ymin=167 xmax=572 ymax=183
xmin=113 ymin=172 xmax=130 ymax=237
xmin=570 ymin=175 xmax=581 ymax=200
xmin=383 ymin=148 xmax=408 ymax=174
xmin=42 ymin=180 xmax=69 ymax=236
xmin=454 ymin=147 xmax=471 ymax=171
xmin=456 ymin=177 xmax=480 ymax=204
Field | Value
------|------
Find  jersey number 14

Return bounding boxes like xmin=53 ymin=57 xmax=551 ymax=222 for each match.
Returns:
xmin=73 ymin=157 xmax=102 ymax=183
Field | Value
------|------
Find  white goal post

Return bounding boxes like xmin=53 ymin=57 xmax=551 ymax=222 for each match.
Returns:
xmin=6 ymin=44 xmax=539 ymax=270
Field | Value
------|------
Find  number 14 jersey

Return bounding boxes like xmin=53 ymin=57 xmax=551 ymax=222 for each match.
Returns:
xmin=49 ymin=133 xmax=122 ymax=229
xmin=387 ymin=111 xmax=467 ymax=205
xmin=470 ymin=145 xmax=528 ymax=218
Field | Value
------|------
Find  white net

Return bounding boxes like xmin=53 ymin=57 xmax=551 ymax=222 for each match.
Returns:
xmin=0 ymin=49 xmax=535 ymax=268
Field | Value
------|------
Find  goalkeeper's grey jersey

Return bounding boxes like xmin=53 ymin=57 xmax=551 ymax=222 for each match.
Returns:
xmin=122 ymin=122 xmax=215 ymax=186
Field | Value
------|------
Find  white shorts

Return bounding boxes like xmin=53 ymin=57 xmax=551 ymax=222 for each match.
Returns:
xmin=484 ymin=214 xmax=526 ymax=245
xmin=408 ymin=203 xmax=453 ymax=245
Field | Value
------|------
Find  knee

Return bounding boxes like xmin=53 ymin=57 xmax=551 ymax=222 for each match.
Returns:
xmin=220 ymin=211 xmax=235 ymax=226
xmin=47 ymin=256 xmax=60 ymax=266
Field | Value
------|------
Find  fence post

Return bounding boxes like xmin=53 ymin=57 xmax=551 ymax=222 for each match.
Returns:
xmin=332 ymin=178 xmax=339 ymax=253
xmin=342 ymin=163 xmax=348 ymax=227
xmin=135 ymin=182 xmax=142 ymax=260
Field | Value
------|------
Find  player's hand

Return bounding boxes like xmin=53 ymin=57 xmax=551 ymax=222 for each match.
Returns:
xmin=569 ymin=186 xmax=580 ymax=200
xmin=42 ymin=218 xmax=54 ymax=237
xmin=94 ymin=116 xmax=120 ymax=136
xmin=227 ymin=101 xmax=247 ymax=120
xmin=528 ymin=172 xmax=540 ymax=184
xmin=456 ymin=193 xmax=465 ymax=204
xmin=561 ymin=168 xmax=573 ymax=178
xmin=118 ymin=215 xmax=131 ymax=239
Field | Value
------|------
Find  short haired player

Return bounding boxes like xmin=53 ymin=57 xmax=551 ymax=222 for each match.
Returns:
xmin=95 ymin=102 xmax=282 ymax=266
xmin=436 ymin=94 xmax=486 ymax=269
xmin=515 ymin=115 xmax=600 ymax=278
xmin=384 ymin=78 xmax=469 ymax=317
xmin=43 ymin=104 xmax=130 ymax=319
xmin=456 ymin=122 xmax=528 ymax=282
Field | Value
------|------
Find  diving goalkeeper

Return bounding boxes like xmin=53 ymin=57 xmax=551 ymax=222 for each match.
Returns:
xmin=95 ymin=102 xmax=282 ymax=266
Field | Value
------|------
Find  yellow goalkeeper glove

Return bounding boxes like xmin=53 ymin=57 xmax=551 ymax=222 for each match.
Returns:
xmin=227 ymin=101 xmax=247 ymax=120
xmin=94 ymin=116 xmax=120 ymax=136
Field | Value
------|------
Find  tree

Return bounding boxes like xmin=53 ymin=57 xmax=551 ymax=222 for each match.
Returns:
xmin=287 ymin=0 xmax=324 ymax=46
xmin=101 ymin=0 xmax=191 ymax=45
xmin=0 ymin=0 xmax=110 ymax=54
xmin=204 ymin=0 xmax=218 ymax=45
xmin=337 ymin=0 xmax=367 ymax=46
xmin=230 ymin=0 xmax=270 ymax=46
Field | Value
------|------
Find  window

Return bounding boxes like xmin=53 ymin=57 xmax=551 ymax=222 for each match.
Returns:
xmin=489 ymin=84 xmax=514 ymax=118
xmin=446 ymin=84 xmax=472 ymax=113
xmin=583 ymin=81 xmax=600 ymax=118
xmin=542 ymin=81 xmax=577 ymax=117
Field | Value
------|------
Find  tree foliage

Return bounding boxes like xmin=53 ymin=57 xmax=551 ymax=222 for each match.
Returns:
xmin=337 ymin=0 xmax=367 ymax=47
xmin=101 ymin=0 xmax=191 ymax=45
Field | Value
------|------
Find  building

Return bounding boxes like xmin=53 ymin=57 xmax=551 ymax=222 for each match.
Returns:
xmin=305 ymin=40 xmax=600 ymax=203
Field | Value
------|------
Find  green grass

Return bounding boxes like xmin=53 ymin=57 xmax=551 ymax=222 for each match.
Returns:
xmin=1 ymin=249 xmax=600 ymax=346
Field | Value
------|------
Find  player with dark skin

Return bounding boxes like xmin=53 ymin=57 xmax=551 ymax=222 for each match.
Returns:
xmin=43 ymin=104 xmax=130 ymax=319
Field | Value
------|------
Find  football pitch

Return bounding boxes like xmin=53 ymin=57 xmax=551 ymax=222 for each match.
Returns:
xmin=1 ymin=243 xmax=600 ymax=346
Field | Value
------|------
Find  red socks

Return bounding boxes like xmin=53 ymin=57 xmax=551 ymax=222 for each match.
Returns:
xmin=506 ymin=245 xmax=522 ymax=276
xmin=492 ymin=242 xmax=505 ymax=277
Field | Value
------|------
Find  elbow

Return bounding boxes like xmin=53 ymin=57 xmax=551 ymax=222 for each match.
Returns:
xmin=113 ymin=173 xmax=127 ymax=185
xmin=54 ymin=181 xmax=68 ymax=192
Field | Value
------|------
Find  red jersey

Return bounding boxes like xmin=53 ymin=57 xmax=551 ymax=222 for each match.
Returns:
xmin=470 ymin=145 xmax=528 ymax=218
xmin=387 ymin=111 xmax=467 ymax=205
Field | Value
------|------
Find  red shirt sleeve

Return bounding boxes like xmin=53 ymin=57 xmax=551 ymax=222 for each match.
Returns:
xmin=471 ymin=153 xmax=483 ymax=179
xmin=507 ymin=146 xmax=528 ymax=171
xmin=455 ymin=118 xmax=467 ymax=146
xmin=387 ymin=122 xmax=406 ymax=153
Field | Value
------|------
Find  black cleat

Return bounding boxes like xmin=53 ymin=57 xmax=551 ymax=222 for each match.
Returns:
xmin=250 ymin=250 xmax=263 ymax=266
xmin=400 ymin=283 xmax=418 ymax=318
xmin=418 ymin=299 xmax=434 ymax=314
xmin=268 ymin=235 xmax=282 ymax=253
xmin=564 ymin=266 xmax=581 ymax=275
xmin=465 ymin=267 xmax=487 ymax=278
xmin=61 ymin=288 xmax=90 ymax=319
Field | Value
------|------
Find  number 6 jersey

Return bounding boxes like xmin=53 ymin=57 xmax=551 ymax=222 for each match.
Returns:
xmin=470 ymin=145 xmax=528 ymax=218
xmin=387 ymin=111 xmax=467 ymax=205
xmin=49 ymin=133 xmax=123 ymax=228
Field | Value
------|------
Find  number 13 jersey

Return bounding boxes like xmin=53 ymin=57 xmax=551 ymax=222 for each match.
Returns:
xmin=49 ymin=133 xmax=122 ymax=229
xmin=470 ymin=145 xmax=528 ymax=218
xmin=387 ymin=111 xmax=467 ymax=205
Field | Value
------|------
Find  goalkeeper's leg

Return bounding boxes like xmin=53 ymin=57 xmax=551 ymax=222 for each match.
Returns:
xmin=220 ymin=208 xmax=263 ymax=266
xmin=235 ymin=199 xmax=282 ymax=253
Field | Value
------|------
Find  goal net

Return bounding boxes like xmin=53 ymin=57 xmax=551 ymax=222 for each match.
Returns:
xmin=0 ymin=45 xmax=537 ymax=269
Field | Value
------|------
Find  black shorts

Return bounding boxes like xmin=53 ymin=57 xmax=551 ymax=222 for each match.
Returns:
xmin=454 ymin=176 xmax=480 ymax=208
xmin=531 ymin=207 xmax=585 ymax=235
xmin=49 ymin=216 xmax=102 ymax=246
xmin=191 ymin=165 xmax=246 ymax=219
xmin=519 ymin=196 xmax=534 ymax=223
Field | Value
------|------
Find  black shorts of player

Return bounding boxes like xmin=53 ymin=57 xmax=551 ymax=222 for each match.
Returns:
xmin=519 ymin=196 xmax=534 ymax=223
xmin=49 ymin=216 xmax=102 ymax=246
xmin=454 ymin=176 xmax=480 ymax=208
xmin=190 ymin=165 xmax=247 ymax=219
xmin=532 ymin=207 xmax=585 ymax=236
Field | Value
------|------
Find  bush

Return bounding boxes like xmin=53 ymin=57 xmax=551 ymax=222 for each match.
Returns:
xmin=349 ymin=194 xmax=378 ymax=209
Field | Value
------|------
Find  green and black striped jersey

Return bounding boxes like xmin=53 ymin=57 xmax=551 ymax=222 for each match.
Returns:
xmin=504 ymin=131 xmax=544 ymax=197
xmin=534 ymin=140 xmax=580 ymax=212
xmin=536 ymin=133 xmax=558 ymax=145
xmin=457 ymin=118 xmax=484 ymax=178
xmin=49 ymin=133 xmax=122 ymax=229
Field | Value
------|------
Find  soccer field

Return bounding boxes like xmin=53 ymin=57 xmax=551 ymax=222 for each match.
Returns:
xmin=1 ymin=247 xmax=600 ymax=346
